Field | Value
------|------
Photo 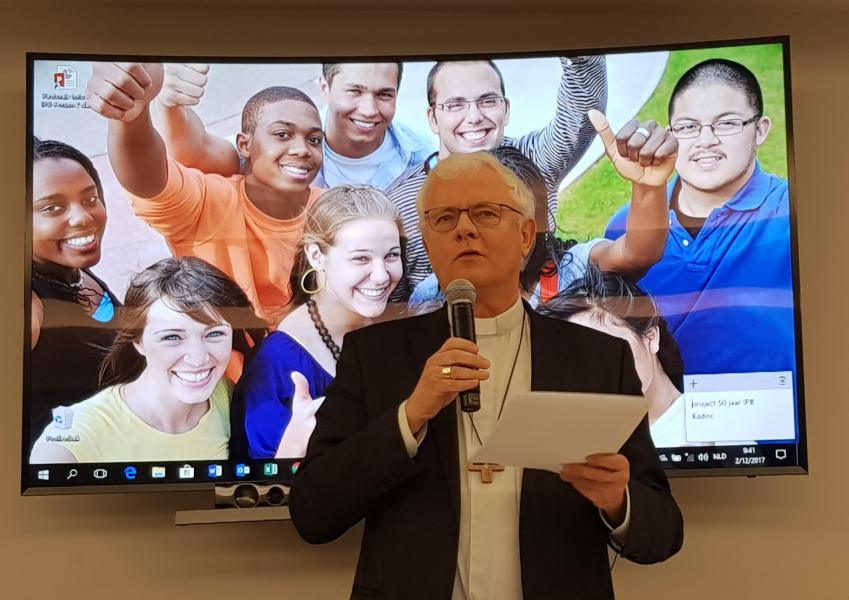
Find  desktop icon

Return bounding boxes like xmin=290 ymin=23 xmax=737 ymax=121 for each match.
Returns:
xmin=207 ymin=464 xmax=223 ymax=478
xmin=151 ymin=466 xmax=166 ymax=479
xmin=51 ymin=406 xmax=74 ymax=429
xmin=53 ymin=65 xmax=78 ymax=90
xmin=775 ymin=449 xmax=788 ymax=460
xmin=235 ymin=463 xmax=251 ymax=478
xmin=123 ymin=466 xmax=137 ymax=480
xmin=263 ymin=463 xmax=278 ymax=476
xmin=659 ymin=454 xmax=668 ymax=462
xmin=671 ymin=454 xmax=682 ymax=463
xmin=66 ymin=468 xmax=78 ymax=480
xmin=93 ymin=468 xmax=108 ymax=479
xmin=37 ymin=469 xmax=50 ymax=481
xmin=291 ymin=462 xmax=301 ymax=475
xmin=178 ymin=464 xmax=195 ymax=479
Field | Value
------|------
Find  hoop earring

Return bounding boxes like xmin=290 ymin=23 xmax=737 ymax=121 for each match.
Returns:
xmin=300 ymin=267 xmax=324 ymax=295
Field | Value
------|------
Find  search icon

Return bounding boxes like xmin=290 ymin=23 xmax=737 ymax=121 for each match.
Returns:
xmin=66 ymin=468 xmax=78 ymax=480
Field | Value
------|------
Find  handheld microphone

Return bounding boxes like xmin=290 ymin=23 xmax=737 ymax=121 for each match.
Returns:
xmin=445 ymin=279 xmax=480 ymax=413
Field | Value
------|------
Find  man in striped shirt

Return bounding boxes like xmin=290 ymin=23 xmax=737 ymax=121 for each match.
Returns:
xmin=387 ymin=56 xmax=607 ymax=298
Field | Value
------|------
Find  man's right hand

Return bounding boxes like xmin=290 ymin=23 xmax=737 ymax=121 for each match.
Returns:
xmin=588 ymin=109 xmax=677 ymax=189
xmin=405 ymin=338 xmax=490 ymax=435
xmin=158 ymin=64 xmax=210 ymax=108
xmin=86 ymin=62 xmax=164 ymax=122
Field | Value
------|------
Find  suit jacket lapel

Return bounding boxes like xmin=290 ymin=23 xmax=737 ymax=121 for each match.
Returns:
xmin=410 ymin=306 xmax=461 ymax=526
xmin=528 ymin=306 xmax=568 ymax=392
xmin=522 ymin=308 xmax=569 ymax=520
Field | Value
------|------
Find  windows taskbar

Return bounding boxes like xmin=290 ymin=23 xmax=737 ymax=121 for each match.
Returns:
xmin=23 ymin=459 xmax=302 ymax=490
xmin=658 ymin=443 xmax=803 ymax=473
xmin=23 ymin=443 xmax=805 ymax=491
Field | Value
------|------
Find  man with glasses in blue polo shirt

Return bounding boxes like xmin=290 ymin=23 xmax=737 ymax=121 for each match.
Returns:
xmin=604 ymin=59 xmax=795 ymax=380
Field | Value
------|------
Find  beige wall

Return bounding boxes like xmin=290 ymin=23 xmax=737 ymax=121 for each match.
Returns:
xmin=2 ymin=2 xmax=847 ymax=598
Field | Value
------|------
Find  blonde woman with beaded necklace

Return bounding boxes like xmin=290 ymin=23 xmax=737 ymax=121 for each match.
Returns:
xmin=232 ymin=185 xmax=404 ymax=459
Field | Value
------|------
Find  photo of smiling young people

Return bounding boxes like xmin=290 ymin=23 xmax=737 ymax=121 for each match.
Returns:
xmin=230 ymin=185 xmax=403 ymax=459
xmin=29 ymin=137 xmax=121 ymax=447
xmin=27 ymin=42 xmax=796 ymax=465
xmin=151 ymin=62 xmax=433 ymax=189
xmin=112 ymin=58 xmax=610 ymax=301
xmin=84 ymin=62 xmax=325 ymax=324
xmin=30 ymin=257 xmax=257 ymax=464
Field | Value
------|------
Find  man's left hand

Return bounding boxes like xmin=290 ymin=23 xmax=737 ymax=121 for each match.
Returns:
xmin=560 ymin=453 xmax=630 ymax=527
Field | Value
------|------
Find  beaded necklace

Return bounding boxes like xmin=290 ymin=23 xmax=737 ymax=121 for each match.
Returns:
xmin=306 ymin=298 xmax=342 ymax=361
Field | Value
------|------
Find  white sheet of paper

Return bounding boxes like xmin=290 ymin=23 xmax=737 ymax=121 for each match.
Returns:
xmin=469 ymin=391 xmax=650 ymax=473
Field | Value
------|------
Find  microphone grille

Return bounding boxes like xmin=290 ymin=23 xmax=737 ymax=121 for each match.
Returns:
xmin=445 ymin=279 xmax=476 ymax=305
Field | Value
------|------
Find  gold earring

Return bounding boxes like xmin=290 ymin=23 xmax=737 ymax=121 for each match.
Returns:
xmin=300 ymin=267 xmax=324 ymax=295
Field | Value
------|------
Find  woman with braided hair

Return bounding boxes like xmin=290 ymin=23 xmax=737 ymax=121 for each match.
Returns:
xmin=232 ymin=185 xmax=404 ymax=459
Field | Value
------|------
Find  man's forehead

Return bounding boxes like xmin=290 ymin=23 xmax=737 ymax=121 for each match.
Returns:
xmin=671 ymin=83 xmax=753 ymax=121
xmin=435 ymin=62 xmax=500 ymax=96
xmin=330 ymin=63 xmax=400 ymax=90
xmin=258 ymin=99 xmax=321 ymax=128
xmin=424 ymin=167 xmax=514 ymax=207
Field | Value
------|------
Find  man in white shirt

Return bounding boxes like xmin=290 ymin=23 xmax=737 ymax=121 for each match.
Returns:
xmin=290 ymin=133 xmax=683 ymax=598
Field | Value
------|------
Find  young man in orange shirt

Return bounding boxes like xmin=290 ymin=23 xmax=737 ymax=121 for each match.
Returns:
xmin=85 ymin=62 xmax=325 ymax=323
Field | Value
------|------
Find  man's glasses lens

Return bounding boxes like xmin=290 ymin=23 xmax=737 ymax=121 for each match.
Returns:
xmin=438 ymin=97 xmax=505 ymax=113
xmin=670 ymin=115 xmax=760 ymax=139
xmin=426 ymin=203 xmax=513 ymax=232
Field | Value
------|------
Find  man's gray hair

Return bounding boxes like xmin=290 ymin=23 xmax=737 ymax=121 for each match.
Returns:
xmin=416 ymin=151 xmax=536 ymax=230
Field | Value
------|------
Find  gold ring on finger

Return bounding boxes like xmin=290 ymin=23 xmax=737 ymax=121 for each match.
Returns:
xmin=441 ymin=366 xmax=453 ymax=379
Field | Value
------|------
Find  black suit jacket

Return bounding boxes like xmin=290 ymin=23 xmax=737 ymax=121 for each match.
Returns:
xmin=290 ymin=305 xmax=683 ymax=600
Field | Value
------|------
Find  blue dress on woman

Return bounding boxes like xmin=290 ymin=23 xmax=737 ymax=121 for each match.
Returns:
xmin=231 ymin=331 xmax=334 ymax=459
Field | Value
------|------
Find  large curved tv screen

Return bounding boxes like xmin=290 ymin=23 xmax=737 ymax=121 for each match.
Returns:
xmin=23 ymin=36 xmax=806 ymax=494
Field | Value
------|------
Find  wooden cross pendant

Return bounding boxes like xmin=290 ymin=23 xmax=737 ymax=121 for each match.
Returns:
xmin=468 ymin=462 xmax=505 ymax=484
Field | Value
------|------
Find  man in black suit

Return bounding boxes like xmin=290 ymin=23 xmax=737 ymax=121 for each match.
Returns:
xmin=290 ymin=112 xmax=683 ymax=599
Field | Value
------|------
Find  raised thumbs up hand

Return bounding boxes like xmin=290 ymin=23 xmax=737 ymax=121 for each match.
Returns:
xmin=275 ymin=371 xmax=326 ymax=459
xmin=86 ymin=62 xmax=164 ymax=122
xmin=589 ymin=109 xmax=678 ymax=188
xmin=158 ymin=63 xmax=211 ymax=108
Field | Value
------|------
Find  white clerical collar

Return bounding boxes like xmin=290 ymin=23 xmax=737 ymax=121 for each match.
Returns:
xmin=474 ymin=297 xmax=525 ymax=337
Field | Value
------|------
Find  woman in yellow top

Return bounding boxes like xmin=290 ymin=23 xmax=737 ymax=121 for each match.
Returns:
xmin=30 ymin=256 xmax=256 ymax=464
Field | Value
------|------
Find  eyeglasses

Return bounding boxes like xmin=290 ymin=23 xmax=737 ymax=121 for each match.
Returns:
xmin=424 ymin=202 xmax=523 ymax=232
xmin=670 ymin=114 xmax=761 ymax=139
xmin=434 ymin=96 xmax=506 ymax=113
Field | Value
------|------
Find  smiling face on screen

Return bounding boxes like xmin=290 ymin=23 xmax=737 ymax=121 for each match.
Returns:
xmin=427 ymin=62 xmax=510 ymax=158
xmin=32 ymin=157 xmax=107 ymax=271
xmin=133 ymin=298 xmax=233 ymax=406
xmin=671 ymin=83 xmax=770 ymax=201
